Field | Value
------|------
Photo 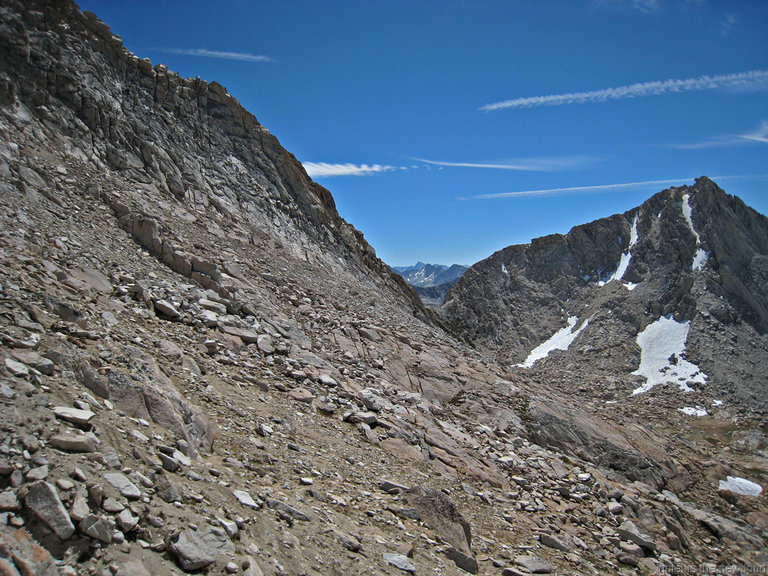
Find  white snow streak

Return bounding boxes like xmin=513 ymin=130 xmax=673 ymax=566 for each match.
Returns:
xmin=600 ymin=214 xmax=639 ymax=286
xmin=679 ymin=406 xmax=707 ymax=417
xmin=718 ymin=476 xmax=763 ymax=496
xmin=518 ymin=316 xmax=589 ymax=368
xmin=681 ymin=194 xmax=708 ymax=270
xmin=631 ymin=315 xmax=707 ymax=394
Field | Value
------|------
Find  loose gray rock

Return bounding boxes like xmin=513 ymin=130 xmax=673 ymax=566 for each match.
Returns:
xmin=155 ymin=475 xmax=181 ymax=503
xmin=170 ymin=528 xmax=235 ymax=572
xmin=444 ymin=547 xmax=479 ymax=574
xmin=514 ymin=555 xmax=553 ymax=574
xmin=79 ymin=514 xmax=113 ymax=543
xmin=0 ymin=490 xmax=21 ymax=511
xmin=104 ymin=472 xmax=141 ymax=500
xmin=266 ymin=499 xmax=311 ymax=522
xmin=115 ymin=561 xmax=151 ymax=576
xmin=4 ymin=358 xmax=29 ymax=377
xmin=617 ymin=520 xmax=656 ymax=551
xmin=26 ymin=465 xmax=49 ymax=481
xmin=158 ymin=452 xmax=181 ymax=472
xmin=25 ymin=481 xmax=75 ymax=540
xmin=383 ymin=553 xmax=415 ymax=573
xmin=50 ymin=434 xmax=96 ymax=452
xmin=116 ymin=509 xmax=139 ymax=532
xmin=10 ymin=350 xmax=55 ymax=375
xmin=233 ymin=489 xmax=260 ymax=509
xmin=154 ymin=299 xmax=181 ymax=318
xmin=52 ymin=406 xmax=96 ymax=426
xmin=69 ymin=491 xmax=90 ymax=522
xmin=540 ymin=532 xmax=574 ymax=552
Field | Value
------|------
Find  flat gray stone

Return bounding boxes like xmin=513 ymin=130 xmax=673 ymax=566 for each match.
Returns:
xmin=158 ymin=452 xmax=181 ymax=472
xmin=383 ymin=553 xmax=415 ymax=573
xmin=50 ymin=434 xmax=96 ymax=452
xmin=0 ymin=490 xmax=21 ymax=511
xmin=198 ymin=298 xmax=227 ymax=315
xmin=4 ymin=357 xmax=29 ymax=377
xmin=115 ymin=560 xmax=152 ymax=576
xmin=154 ymin=299 xmax=180 ymax=318
xmin=540 ymin=532 xmax=574 ymax=552
xmin=104 ymin=473 xmax=141 ymax=500
xmin=10 ymin=350 xmax=54 ymax=375
xmin=444 ymin=547 xmax=478 ymax=574
xmin=69 ymin=491 xmax=90 ymax=522
xmin=25 ymin=481 xmax=75 ymax=540
xmin=221 ymin=325 xmax=259 ymax=343
xmin=24 ymin=465 xmax=48 ymax=483
xmin=379 ymin=479 xmax=409 ymax=494
xmin=117 ymin=509 xmax=139 ymax=532
xmin=617 ymin=520 xmax=656 ymax=551
xmin=52 ymin=406 xmax=95 ymax=426
xmin=514 ymin=554 xmax=553 ymax=574
xmin=233 ymin=489 xmax=259 ymax=509
xmin=79 ymin=514 xmax=113 ymax=543
xmin=171 ymin=528 xmax=235 ymax=571
xmin=266 ymin=498 xmax=310 ymax=522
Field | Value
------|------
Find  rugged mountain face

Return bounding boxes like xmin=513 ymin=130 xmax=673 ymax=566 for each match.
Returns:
xmin=0 ymin=2 xmax=766 ymax=576
xmin=442 ymin=178 xmax=768 ymax=412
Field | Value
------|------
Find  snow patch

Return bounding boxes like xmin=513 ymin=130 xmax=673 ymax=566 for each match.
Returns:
xmin=623 ymin=282 xmax=637 ymax=291
xmin=679 ymin=406 xmax=707 ymax=417
xmin=718 ymin=476 xmax=763 ymax=496
xmin=518 ymin=316 xmax=589 ymax=368
xmin=502 ymin=263 xmax=509 ymax=275
xmin=712 ymin=399 xmax=723 ymax=407
xmin=682 ymin=194 xmax=709 ymax=271
xmin=631 ymin=315 xmax=707 ymax=395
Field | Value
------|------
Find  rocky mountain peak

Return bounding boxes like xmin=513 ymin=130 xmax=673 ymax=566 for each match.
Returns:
xmin=442 ymin=176 xmax=768 ymax=412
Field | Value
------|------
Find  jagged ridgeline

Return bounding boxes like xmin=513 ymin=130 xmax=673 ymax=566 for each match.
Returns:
xmin=0 ymin=1 xmax=766 ymax=575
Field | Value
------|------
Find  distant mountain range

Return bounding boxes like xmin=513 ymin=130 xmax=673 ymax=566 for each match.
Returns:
xmin=392 ymin=262 xmax=468 ymax=288
xmin=392 ymin=262 xmax=468 ymax=305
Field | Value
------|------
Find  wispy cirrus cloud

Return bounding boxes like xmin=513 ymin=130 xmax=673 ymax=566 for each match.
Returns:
xmin=672 ymin=119 xmax=768 ymax=149
xmin=415 ymin=156 xmax=597 ymax=172
xmin=157 ymin=48 xmax=272 ymax=62
xmin=481 ymin=69 xmax=768 ymax=112
xmin=464 ymin=178 xmax=692 ymax=200
xmin=742 ymin=120 xmax=768 ymax=144
xmin=594 ymin=0 xmax=663 ymax=14
xmin=463 ymin=174 xmax=768 ymax=201
xmin=303 ymin=162 xmax=397 ymax=178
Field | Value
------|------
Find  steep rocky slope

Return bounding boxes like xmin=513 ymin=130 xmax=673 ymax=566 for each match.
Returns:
xmin=0 ymin=2 xmax=766 ymax=576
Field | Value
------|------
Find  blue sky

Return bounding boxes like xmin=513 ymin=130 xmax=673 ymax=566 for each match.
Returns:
xmin=78 ymin=0 xmax=768 ymax=266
